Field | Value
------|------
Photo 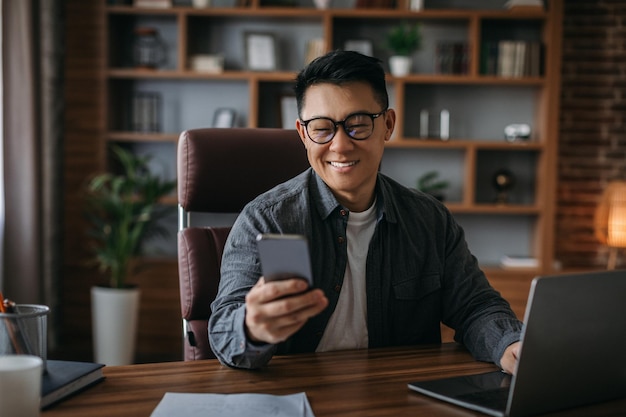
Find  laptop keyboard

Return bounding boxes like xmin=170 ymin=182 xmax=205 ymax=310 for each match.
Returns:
xmin=456 ymin=387 xmax=510 ymax=410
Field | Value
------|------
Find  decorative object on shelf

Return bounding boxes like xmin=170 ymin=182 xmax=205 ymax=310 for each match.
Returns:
xmin=133 ymin=27 xmax=167 ymax=70
xmin=212 ymin=108 xmax=237 ymax=128
xmin=492 ymin=168 xmax=516 ymax=204
xmin=440 ymin=109 xmax=449 ymax=140
xmin=385 ymin=21 xmax=421 ymax=77
xmin=85 ymin=145 xmax=176 ymax=365
xmin=416 ymin=170 xmax=450 ymax=201
xmin=419 ymin=109 xmax=429 ymax=138
xmin=504 ymin=123 xmax=531 ymax=142
xmin=313 ymin=0 xmax=331 ymax=9
xmin=418 ymin=109 xmax=450 ymax=140
xmin=191 ymin=0 xmax=210 ymax=7
xmin=189 ymin=54 xmax=224 ymax=73
xmin=344 ymin=39 xmax=373 ymax=57
xmin=304 ymin=38 xmax=325 ymax=66
xmin=132 ymin=91 xmax=162 ymax=133
xmin=594 ymin=181 xmax=626 ymax=270
xmin=244 ymin=32 xmax=278 ymax=71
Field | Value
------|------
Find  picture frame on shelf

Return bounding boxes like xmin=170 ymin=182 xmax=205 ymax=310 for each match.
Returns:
xmin=212 ymin=108 xmax=237 ymax=128
xmin=244 ymin=32 xmax=278 ymax=71
xmin=279 ymin=96 xmax=298 ymax=130
xmin=344 ymin=39 xmax=373 ymax=57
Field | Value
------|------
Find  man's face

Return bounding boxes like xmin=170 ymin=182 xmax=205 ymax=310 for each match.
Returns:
xmin=296 ymin=81 xmax=395 ymax=212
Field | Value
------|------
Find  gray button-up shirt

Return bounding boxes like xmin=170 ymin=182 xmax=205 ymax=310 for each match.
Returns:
xmin=209 ymin=168 xmax=522 ymax=369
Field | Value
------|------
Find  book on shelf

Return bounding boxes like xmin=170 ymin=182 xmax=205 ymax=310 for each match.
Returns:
xmin=499 ymin=255 xmax=538 ymax=269
xmin=41 ymin=360 xmax=105 ymax=409
xmin=435 ymin=42 xmax=468 ymax=75
xmin=482 ymin=40 xmax=542 ymax=77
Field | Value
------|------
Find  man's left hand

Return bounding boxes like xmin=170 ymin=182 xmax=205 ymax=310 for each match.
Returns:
xmin=500 ymin=341 xmax=521 ymax=375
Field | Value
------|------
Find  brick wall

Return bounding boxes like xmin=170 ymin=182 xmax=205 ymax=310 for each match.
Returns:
xmin=557 ymin=0 xmax=626 ymax=269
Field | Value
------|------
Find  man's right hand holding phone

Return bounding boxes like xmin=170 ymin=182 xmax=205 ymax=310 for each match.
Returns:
xmin=244 ymin=277 xmax=328 ymax=344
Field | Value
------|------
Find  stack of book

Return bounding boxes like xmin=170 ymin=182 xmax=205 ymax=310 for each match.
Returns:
xmin=481 ymin=40 xmax=542 ymax=77
xmin=499 ymin=255 xmax=538 ymax=269
xmin=435 ymin=42 xmax=469 ymax=75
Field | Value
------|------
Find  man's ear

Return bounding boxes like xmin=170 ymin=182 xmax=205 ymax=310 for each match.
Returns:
xmin=296 ymin=119 xmax=308 ymax=147
xmin=384 ymin=109 xmax=396 ymax=142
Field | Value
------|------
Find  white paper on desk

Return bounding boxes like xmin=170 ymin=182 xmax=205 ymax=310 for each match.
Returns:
xmin=150 ymin=392 xmax=315 ymax=417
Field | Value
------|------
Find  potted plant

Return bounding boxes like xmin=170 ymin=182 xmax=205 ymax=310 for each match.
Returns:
xmin=85 ymin=145 xmax=176 ymax=365
xmin=416 ymin=170 xmax=450 ymax=201
xmin=385 ymin=21 xmax=421 ymax=76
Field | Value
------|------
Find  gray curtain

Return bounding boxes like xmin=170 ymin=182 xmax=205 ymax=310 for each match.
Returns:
xmin=1 ymin=0 xmax=64 ymax=350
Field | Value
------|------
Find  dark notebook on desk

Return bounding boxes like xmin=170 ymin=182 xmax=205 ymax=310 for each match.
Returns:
xmin=41 ymin=360 xmax=105 ymax=409
xmin=409 ymin=270 xmax=626 ymax=417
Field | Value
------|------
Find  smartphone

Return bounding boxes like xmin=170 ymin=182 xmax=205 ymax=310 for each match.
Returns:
xmin=256 ymin=233 xmax=313 ymax=287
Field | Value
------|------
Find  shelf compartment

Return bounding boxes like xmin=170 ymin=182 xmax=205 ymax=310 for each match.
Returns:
xmin=474 ymin=149 xmax=537 ymax=206
xmin=402 ymin=83 xmax=542 ymax=141
xmin=186 ymin=15 xmax=323 ymax=72
xmin=107 ymin=78 xmax=250 ymax=133
xmin=108 ymin=13 xmax=179 ymax=70
xmin=455 ymin=213 xmax=537 ymax=266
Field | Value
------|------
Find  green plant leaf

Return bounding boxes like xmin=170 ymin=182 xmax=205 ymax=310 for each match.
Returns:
xmin=84 ymin=145 xmax=176 ymax=289
xmin=386 ymin=21 xmax=421 ymax=56
xmin=417 ymin=170 xmax=450 ymax=194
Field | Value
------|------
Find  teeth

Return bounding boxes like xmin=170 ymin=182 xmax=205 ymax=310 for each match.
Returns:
xmin=330 ymin=161 xmax=357 ymax=168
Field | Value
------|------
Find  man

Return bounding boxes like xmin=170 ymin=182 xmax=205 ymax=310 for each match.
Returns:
xmin=209 ymin=50 xmax=522 ymax=373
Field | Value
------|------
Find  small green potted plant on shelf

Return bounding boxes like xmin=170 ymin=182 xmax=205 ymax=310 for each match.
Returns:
xmin=385 ymin=21 xmax=422 ymax=76
xmin=84 ymin=145 xmax=176 ymax=366
xmin=416 ymin=170 xmax=450 ymax=202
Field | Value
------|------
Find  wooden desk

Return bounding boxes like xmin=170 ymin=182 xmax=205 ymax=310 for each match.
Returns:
xmin=43 ymin=344 xmax=625 ymax=417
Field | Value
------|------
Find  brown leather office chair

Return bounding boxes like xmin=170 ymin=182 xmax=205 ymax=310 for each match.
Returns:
xmin=177 ymin=127 xmax=309 ymax=360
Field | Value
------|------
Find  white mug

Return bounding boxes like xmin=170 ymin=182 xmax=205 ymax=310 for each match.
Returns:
xmin=0 ymin=355 xmax=43 ymax=417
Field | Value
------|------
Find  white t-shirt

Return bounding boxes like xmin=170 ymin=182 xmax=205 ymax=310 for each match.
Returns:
xmin=316 ymin=200 xmax=377 ymax=352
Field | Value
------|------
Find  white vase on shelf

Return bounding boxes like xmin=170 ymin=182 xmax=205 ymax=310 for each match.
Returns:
xmin=389 ymin=56 xmax=412 ymax=77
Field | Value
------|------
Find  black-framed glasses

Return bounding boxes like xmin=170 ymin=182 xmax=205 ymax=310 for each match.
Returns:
xmin=300 ymin=109 xmax=387 ymax=144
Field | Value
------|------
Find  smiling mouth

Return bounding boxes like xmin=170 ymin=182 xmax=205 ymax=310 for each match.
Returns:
xmin=329 ymin=161 xmax=357 ymax=168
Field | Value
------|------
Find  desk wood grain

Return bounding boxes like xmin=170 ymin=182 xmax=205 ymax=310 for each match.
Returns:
xmin=42 ymin=344 xmax=626 ymax=417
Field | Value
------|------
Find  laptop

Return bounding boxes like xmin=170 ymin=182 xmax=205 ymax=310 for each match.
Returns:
xmin=408 ymin=270 xmax=626 ymax=417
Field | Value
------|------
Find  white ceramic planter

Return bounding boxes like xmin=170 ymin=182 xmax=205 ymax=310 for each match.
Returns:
xmin=389 ymin=55 xmax=412 ymax=77
xmin=91 ymin=286 xmax=140 ymax=366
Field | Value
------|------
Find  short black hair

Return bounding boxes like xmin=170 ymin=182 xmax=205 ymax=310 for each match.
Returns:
xmin=294 ymin=50 xmax=389 ymax=119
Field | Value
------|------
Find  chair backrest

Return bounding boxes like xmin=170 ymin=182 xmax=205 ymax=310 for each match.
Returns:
xmin=177 ymin=127 xmax=309 ymax=360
